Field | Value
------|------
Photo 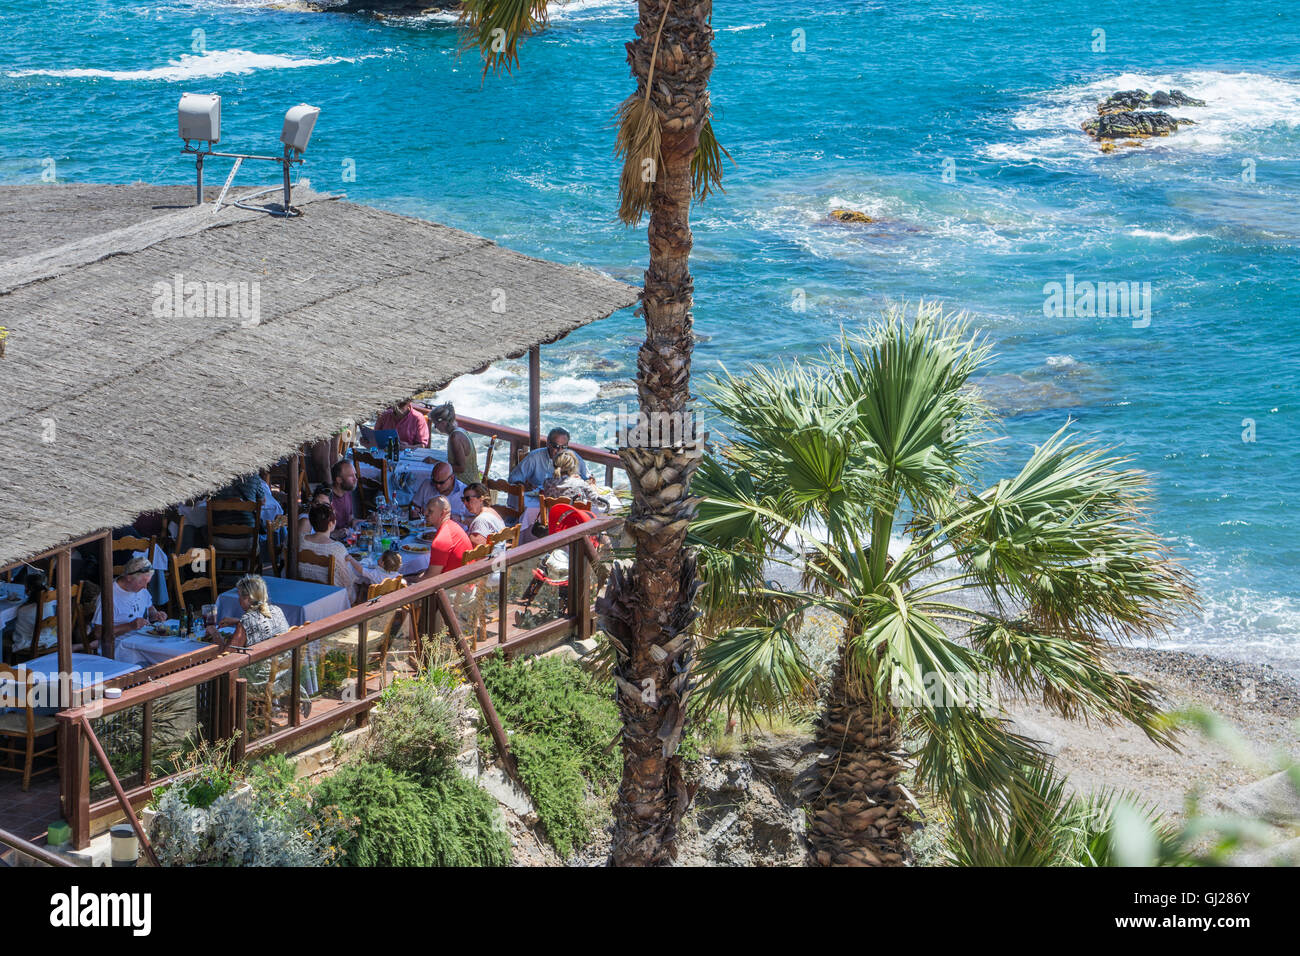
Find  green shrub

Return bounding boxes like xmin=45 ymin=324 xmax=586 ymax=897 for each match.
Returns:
xmin=478 ymin=655 xmax=621 ymax=857
xmin=313 ymin=762 xmax=441 ymax=867
xmin=425 ymin=773 xmax=512 ymax=867
xmin=363 ymin=674 xmax=461 ymax=784
xmin=313 ymin=761 xmax=509 ymax=867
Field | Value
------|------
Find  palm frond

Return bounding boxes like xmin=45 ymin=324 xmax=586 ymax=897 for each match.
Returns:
xmin=969 ymin=618 xmax=1179 ymax=748
xmin=457 ymin=0 xmax=552 ymax=76
xmin=614 ymin=93 xmax=663 ymax=225
xmin=828 ymin=301 xmax=996 ymax=518
xmin=951 ymin=425 xmax=1197 ymax=640
xmin=695 ymin=624 xmax=819 ymax=723
xmin=691 ymin=117 xmax=732 ymax=203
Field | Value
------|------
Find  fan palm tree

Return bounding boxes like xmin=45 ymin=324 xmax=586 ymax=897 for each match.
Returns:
xmin=691 ymin=301 xmax=1196 ymax=865
xmin=457 ymin=1 xmax=724 ymax=864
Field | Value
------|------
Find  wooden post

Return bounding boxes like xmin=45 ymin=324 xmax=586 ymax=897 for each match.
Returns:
xmin=69 ymin=721 xmax=90 ymax=849
xmin=573 ymin=540 xmax=593 ymax=643
xmin=99 ymin=534 xmax=114 ymax=658
xmin=233 ymin=678 xmax=248 ymax=763
xmin=55 ymin=550 xmax=72 ymax=704
xmin=437 ymin=589 xmax=516 ymax=778
xmin=141 ymin=700 xmax=154 ymax=785
xmin=528 ymin=345 xmax=541 ymax=450
xmin=289 ymin=647 xmax=302 ymax=727
xmin=287 ymin=451 xmax=301 ymax=580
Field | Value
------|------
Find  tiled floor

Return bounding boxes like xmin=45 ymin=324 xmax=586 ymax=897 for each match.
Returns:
xmin=0 ymin=762 xmax=62 ymax=842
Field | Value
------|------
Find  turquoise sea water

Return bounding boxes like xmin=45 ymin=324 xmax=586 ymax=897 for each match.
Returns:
xmin=2 ymin=0 xmax=1298 ymax=669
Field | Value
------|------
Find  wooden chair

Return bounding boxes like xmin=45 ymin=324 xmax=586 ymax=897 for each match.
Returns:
xmin=207 ymin=500 xmax=262 ymax=589
xmin=170 ymin=547 xmax=217 ymax=618
xmin=353 ymin=450 xmax=391 ymax=514
xmin=14 ymin=584 xmax=82 ymax=663
xmin=264 ymin=515 xmax=288 ymax=577
xmin=295 ymin=548 xmax=336 ymax=587
xmin=354 ymin=577 xmax=414 ymax=691
xmin=484 ymin=478 xmax=527 ymax=522
xmin=0 ymin=665 xmax=59 ymax=790
xmin=111 ymin=534 xmax=157 ymax=576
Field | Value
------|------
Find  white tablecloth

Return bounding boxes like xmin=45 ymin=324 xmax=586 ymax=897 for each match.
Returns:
xmin=116 ymin=624 xmax=210 ymax=667
xmin=215 ymin=577 xmax=351 ymax=627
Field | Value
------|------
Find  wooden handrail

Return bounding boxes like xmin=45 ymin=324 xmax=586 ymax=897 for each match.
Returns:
xmin=0 ymin=827 xmax=74 ymax=867
xmin=457 ymin=414 xmax=624 ymax=481
xmin=59 ymin=514 xmax=617 ymax=722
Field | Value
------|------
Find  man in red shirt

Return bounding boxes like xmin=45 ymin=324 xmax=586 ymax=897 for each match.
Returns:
xmin=418 ymin=496 xmax=471 ymax=578
xmin=375 ymin=399 xmax=430 ymax=450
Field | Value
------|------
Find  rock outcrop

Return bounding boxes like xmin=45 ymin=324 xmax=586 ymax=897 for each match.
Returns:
xmin=1084 ymin=88 xmax=1205 ymax=150
xmin=1098 ymin=88 xmax=1206 ymax=114
xmin=829 ymin=208 xmax=874 ymax=223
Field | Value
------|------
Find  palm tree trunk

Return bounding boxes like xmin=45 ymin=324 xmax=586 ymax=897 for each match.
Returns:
xmin=806 ymin=656 xmax=913 ymax=866
xmin=598 ymin=0 xmax=715 ymax=867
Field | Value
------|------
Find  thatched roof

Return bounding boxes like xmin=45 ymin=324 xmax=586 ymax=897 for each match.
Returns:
xmin=0 ymin=182 xmax=638 ymax=570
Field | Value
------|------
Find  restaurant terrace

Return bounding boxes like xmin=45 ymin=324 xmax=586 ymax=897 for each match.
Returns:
xmin=0 ymin=182 xmax=638 ymax=857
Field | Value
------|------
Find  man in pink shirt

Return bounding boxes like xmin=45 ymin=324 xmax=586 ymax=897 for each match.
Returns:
xmin=417 ymin=496 xmax=471 ymax=579
xmin=375 ymin=399 xmax=430 ymax=450
xmin=330 ymin=460 xmax=358 ymax=533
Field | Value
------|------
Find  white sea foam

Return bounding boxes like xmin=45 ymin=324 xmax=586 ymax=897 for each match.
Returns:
xmin=1127 ymin=228 xmax=1211 ymax=242
xmin=8 ymin=48 xmax=368 ymax=82
xmin=984 ymin=70 xmax=1300 ymax=164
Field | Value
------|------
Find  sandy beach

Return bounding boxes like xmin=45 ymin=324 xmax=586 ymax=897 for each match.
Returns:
xmin=1004 ymin=646 xmax=1300 ymax=817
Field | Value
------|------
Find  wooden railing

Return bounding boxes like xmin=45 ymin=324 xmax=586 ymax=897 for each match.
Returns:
xmin=456 ymin=415 xmax=625 ymax=488
xmin=56 ymin=514 xmax=618 ymax=850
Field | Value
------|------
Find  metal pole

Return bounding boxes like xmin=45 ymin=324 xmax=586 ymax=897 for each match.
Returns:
xmin=282 ymin=148 xmax=292 ymax=213
xmin=528 ymin=345 xmax=541 ymax=450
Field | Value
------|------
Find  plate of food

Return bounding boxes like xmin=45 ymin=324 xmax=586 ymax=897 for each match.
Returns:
xmin=400 ymin=542 xmax=430 ymax=554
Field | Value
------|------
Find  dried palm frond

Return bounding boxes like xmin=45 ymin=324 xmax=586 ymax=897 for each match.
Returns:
xmin=614 ymin=0 xmax=673 ymax=225
xmin=614 ymin=94 xmax=663 ymax=224
xmin=691 ymin=118 xmax=732 ymax=204
xmin=457 ymin=0 xmax=552 ymax=77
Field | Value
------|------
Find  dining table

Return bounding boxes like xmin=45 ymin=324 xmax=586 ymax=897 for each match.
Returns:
xmin=3 ymin=651 xmax=142 ymax=712
xmin=353 ymin=446 xmax=447 ymax=508
xmin=115 ymin=621 xmax=211 ymax=668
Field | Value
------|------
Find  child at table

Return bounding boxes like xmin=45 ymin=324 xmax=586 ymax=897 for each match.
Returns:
xmin=359 ymin=550 xmax=404 ymax=590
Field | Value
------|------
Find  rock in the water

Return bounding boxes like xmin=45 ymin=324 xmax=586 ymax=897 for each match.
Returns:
xmin=1083 ymin=110 xmax=1189 ymax=140
xmin=1098 ymin=88 xmax=1206 ymax=114
xmin=829 ymin=208 xmax=874 ymax=223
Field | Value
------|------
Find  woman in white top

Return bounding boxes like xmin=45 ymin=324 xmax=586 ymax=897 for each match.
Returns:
xmin=300 ymin=502 xmax=366 ymax=603
xmin=461 ymin=482 xmax=506 ymax=548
